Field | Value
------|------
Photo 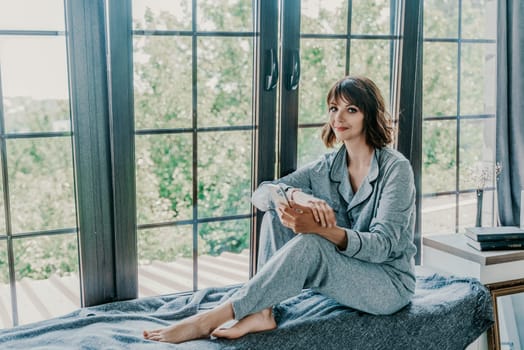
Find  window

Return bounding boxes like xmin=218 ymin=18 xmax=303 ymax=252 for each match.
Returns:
xmin=0 ymin=0 xmax=80 ymax=328
xmin=132 ymin=0 xmax=255 ymax=295
xmin=421 ymin=0 xmax=497 ymax=235
xmin=295 ymin=0 xmax=404 ymax=167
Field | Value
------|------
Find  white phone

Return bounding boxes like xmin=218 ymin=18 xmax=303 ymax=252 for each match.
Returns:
xmin=268 ymin=184 xmax=291 ymax=207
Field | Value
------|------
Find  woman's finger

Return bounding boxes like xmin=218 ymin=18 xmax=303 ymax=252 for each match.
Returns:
xmin=321 ymin=202 xmax=336 ymax=227
xmin=313 ymin=201 xmax=327 ymax=227
xmin=306 ymin=201 xmax=321 ymax=223
xmin=316 ymin=200 xmax=335 ymax=228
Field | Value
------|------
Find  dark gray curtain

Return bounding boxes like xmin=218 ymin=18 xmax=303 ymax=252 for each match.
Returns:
xmin=496 ymin=0 xmax=524 ymax=226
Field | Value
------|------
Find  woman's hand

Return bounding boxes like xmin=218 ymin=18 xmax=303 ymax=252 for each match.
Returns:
xmin=289 ymin=192 xmax=337 ymax=229
xmin=278 ymin=203 xmax=318 ymax=234
xmin=278 ymin=202 xmax=347 ymax=249
xmin=278 ymin=201 xmax=336 ymax=232
xmin=304 ymin=198 xmax=336 ymax=228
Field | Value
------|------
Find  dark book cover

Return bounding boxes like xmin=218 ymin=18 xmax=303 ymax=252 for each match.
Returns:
xmin=464 ymin=226 xmax=524 ymax=242
xmin=466 ymin=236 xmax=524 ymax=251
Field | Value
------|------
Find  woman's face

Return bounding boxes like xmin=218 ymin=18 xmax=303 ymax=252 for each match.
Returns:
xmin=328 ymin=97 xmax=366 ymax=145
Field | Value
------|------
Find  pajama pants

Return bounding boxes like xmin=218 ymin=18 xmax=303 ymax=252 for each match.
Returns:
xmin=229 ymin=211 xmax=411 ymax=320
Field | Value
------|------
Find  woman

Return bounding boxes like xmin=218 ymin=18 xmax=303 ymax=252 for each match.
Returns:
xmin=143 ymin=75 xmax=417 ymax=343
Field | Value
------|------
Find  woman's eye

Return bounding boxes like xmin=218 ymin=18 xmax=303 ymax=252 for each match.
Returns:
xmin=329 ymin=106 xmax=337 ymax=112
xmin=348 ymin=107 xmax=358 ymax=113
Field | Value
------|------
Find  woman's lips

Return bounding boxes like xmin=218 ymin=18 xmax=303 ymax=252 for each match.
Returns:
xmin=334 ymin=127 xmax=349 ymax=132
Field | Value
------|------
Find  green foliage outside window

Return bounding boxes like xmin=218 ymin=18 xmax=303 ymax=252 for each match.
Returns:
xmin=134 ymin=2 xmax=253 ymax=263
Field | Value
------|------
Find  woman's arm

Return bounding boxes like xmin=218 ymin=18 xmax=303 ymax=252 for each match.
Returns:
xmin=251 ymin=163 xmax=315 ymax=211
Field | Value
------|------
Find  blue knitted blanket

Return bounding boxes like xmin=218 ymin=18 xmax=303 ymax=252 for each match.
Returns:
xmin=0 ymin=274 xmax=493 ymax=349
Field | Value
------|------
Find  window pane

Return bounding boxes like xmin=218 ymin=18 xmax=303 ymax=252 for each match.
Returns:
xmin=197 ymin=37 xmax=253 ymax=127
xmin=423 ymin=42 xmax=457 ymax=117
xmin=299 ymin=39 xmax=346 ymax=124
xmin=351 ymin=0 xmax=391 ymax=35
xmin=2 ymin=97 xmax=70 ymax=134
xmin=422 ymin=120 xmax=456 ymax=194
xmin=301 ymin=0 xmax=347 ymax=34
xmin=298 ymin=127 xmax=329 ymax=168
xmin=132 ymin=0 xmax=192 ymax=31
xmin=14 ymin=235 xmax=80 ymax=326
xmin=462 ymin=0 xmax=497 ymax=40
xmin=198 ymin=220 xmax=249 ymax=288
xmin=0 ymin=37 xmax=69 ymax=132
xmin=460 ymin=43 xmax=497 ymax=115
xmin=421 ymin=0 xmax=497 ymax=237
xmin=422 ymin=194 xmax=456 ymax=235
xmin=133 ymin=36 xmax=192 ymax=130
xmin=0 ymin=0 xmax=64 ymax=31
xmin=459 ymin=119 xmax=496 ymax=191
xmin=423 ymin=0 xmax=458 ymax=38
xmin=138 ymin=225 xmax=194 ymax=297
xmin=0 ymin=240 xmax=12 ymax=328
xmin=7 ymin=138 xmax=76 ymax=233
xmin=349 ymin=39 xmax=392 ymax=103
xmin=198 ymin=131 xmax=252 ymax=218
xmin=133 ymin=2 xmax=256 ymax=297
xmin=1 ymin=1 xmax=80 ymax=330
xmin=136 ymin=134 xmax=193 ymax=224
xmin=197 ymin=0 xmax=253 ymax=32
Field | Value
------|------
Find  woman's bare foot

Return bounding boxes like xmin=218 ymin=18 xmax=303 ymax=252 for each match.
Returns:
xmin=211 ymin=308 xmax=277 ymax=339
xmin=143 ymin=302 xmax=234 ymax=343
xmin=143 ymin=315 xmax=210 ymax=343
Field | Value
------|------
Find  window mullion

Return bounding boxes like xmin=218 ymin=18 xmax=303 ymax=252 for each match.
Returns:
xmin=252 ymin=0 xmax=279 ymax=275
xmin=105 ymin=0 xmax=138 ymax=301
xmin=65 ymin=0 xmax=116 ymax=307
xmin=279 ymin=0 xmax=301 ymax=177
xmin=397 ymin=0 xmax=423 ymax=263
xmin=0 ymin=68 xmax=19 ymax=326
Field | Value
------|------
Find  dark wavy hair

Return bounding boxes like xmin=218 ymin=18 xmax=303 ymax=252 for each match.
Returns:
xmin=321 ymin=76 xmax=393 ymax=148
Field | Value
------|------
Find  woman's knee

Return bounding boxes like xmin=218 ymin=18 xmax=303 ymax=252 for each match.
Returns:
xmin=260 ymin=211 xmax=280 ymax=231
xmin=258 ymin=211 xmax=296 ymax=268
xmin=260 ymin=211 xmax=294 ymax=242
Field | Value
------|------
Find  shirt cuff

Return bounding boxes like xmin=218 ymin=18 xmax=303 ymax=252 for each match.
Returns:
xmin=340 ymin=229 xmax=362 ymax=257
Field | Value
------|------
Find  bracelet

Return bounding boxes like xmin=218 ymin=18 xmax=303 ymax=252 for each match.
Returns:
xmin=285 ymin=187 xmax=300 ymax=200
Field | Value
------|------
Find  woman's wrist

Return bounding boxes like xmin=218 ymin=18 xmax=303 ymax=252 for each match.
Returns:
xmin=291 ymin=190 xmax=315 ymax=206
xmin=285 ymin=187 xmax=301 ymax=201
xmin=317 ymin=226 xmax=347 ymax=250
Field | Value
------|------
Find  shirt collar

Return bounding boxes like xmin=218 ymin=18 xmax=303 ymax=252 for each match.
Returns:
xmin=329 ymin=145 xmax=380 ymax=209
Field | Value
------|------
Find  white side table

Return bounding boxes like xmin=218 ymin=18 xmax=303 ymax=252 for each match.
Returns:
xmin=422 ymin=234 xmax=524 ymax=350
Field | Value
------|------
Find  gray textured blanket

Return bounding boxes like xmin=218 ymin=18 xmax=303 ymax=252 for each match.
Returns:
xmin=0 ymin=274 xmax=493 ymax=350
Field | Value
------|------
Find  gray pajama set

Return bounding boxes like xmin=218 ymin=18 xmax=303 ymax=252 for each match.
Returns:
xmin=229 ymin=145 xmax=417 ymax=320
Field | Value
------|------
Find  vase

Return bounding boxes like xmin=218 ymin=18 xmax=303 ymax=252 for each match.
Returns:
xmin=475 ymin=189 xmax=484 ymax=227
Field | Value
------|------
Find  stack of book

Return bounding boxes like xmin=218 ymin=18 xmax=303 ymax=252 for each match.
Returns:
xmin=465 ymin=226 xmax=524 ymax=251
